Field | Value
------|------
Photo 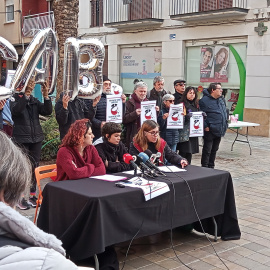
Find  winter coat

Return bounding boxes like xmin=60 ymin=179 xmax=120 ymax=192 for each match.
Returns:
xmin=0 ymin=202 xmax=77 ymax=270
xmin=10 ymin=93 xmax=52 ymax=144
xmin=129 ymin=138 xmax=184 ymax=165
xmin=148 ymin=88 xmax=169 ymax=110
xmin=199 ymin=89 xmax=228 ymax=137
xmin=55 ymin=93 xmax=96 ymax=140
xmin=55 ymin=145 xmax=106 ymax=181
xmin=87 ymin=93 xmax=107 ymax=139
xmin=0 ymin=110 xmax=3 ymax=129
xmin=157 ymin=105 xmax=179 ymax=146
xmin=173 ymin=91 xmax=183 ymax=105
xmin=95 ymin=139 xmax=131 ymax=173
xmin=123 ymin=98 xmax=140 ymax=149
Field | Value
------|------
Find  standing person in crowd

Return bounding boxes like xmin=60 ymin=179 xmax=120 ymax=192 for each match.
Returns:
xmin=95 ymin=122 xmax=131 ymax=173
xmin=129 ymin=120 xmax=188 ymax=168
xmin=89 ymin=75 xmax=126 ymax=140
xmin=55 ymin=119 xmax=105 ymax=181
xmin=0 ymin=131 xmax=79 ymax=269
xmin=148 ymin=76 xmax=170 ymax=110
xmin=55 ymin=91 xmax=100 ymax=140
xmin=0 ymin=99 xmax=6 ymax=130
xmin=1 ymin=99 xmax=14 ymax=136
xmin=123 ymin=82 xmax=159 ymax=149
xmin=199 ymin=83 xmax=228 ymax=168
xmin=173 ymin=79 xmax=186 ymax=104
xmin=178 ymin=86 xmax=200 ymax=164
xmin=157 ymin=94 xmax=179 ymax=152
xmin=10 ymin=80 xmax=52 ymax=210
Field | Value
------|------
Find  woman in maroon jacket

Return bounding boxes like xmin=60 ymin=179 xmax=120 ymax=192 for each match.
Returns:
xmin=55 ymin=119 xmax=106 ymax=181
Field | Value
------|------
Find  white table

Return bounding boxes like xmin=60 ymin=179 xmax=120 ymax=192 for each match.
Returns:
xmin=228 ymin=121 xmax=260 ymax=155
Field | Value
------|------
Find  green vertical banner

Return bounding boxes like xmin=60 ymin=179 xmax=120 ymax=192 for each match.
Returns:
xmin=229 ymin=45 xmax=246 ymax=121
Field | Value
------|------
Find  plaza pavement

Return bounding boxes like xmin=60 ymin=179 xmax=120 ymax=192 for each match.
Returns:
xmin=19 ymin=131 xmax=270 ymax=270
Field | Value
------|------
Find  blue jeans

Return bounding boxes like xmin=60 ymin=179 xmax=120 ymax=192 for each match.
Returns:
xmin=168 ymin=143 xmax=177 ymax=152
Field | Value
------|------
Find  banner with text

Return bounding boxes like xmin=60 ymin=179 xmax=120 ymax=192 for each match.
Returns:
xmin=189 ymin=112 xmax=204 ymax=137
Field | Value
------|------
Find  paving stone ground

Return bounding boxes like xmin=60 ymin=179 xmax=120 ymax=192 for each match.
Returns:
xmin=19 ymin=131 xmax=270 ymax=270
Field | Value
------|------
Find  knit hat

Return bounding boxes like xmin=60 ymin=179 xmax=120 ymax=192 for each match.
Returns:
xmin=103 ymin=75 xmax=111 ymax=82
xmin=173 ymin=79 xmax=186 ymax=86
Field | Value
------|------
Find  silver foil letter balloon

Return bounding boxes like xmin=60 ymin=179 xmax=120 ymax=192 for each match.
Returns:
xmin=0 ymin=36 xmax=18 ymax=62
xmin=63 ymin=38 xmax=105 ymax=100
xmin=10 ymin=28 xmax=58 ymax=94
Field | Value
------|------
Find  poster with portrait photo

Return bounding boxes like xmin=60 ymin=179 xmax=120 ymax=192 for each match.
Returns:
xmin=200 ymin=46 xmax=214 ymax=82
xmin=210 ymin=45 xmax=229 ymax=83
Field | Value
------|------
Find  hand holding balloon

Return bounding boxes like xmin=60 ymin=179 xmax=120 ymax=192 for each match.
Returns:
xmin=93 ymin=95 xmax=101 ymax=107
xmin=25 ymin=79 xmax=36 ymax=96
xmin=62 ymin=94 xmax=71 ymax=109
xmin=41 ymin=82 xmax=49 ymax=99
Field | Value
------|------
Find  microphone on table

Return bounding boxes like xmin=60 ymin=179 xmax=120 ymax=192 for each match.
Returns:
xmin=143 ymin=150 xmax=166 ymax=176
xmin=133 ymin=154 xmax=157 ymax=178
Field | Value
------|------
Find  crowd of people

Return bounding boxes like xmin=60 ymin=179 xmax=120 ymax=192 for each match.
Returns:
xmin=0 ymin=74 xmax=229 ymax=269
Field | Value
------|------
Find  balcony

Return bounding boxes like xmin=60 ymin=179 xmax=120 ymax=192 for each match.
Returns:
xmin=22 ymin=11 xmax=55 ymax=37
xmin=103 ymin=0 xmax=163 ymax=31
xmin=169 ymin=0 xmax=248 ymax=22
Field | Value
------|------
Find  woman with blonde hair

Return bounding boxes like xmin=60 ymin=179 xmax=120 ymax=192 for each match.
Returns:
xmin=129 ymin=120 xmax=188 ymax=168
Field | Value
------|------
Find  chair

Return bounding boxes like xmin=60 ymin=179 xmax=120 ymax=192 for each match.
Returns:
xmin=34 ymin=164 xmax=57 ymax=224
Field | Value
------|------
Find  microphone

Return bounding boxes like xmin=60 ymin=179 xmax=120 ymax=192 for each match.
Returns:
xmin=123 ymin=153 xmax=138 ymax=170
xmin=134 ymin=154 xmax=157 ymax=177
xmin=141 ymin=151 xmax=166 ymax=176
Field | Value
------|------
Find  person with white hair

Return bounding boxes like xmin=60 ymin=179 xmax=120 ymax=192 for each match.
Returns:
xmin=0 ymin=131 xmax=81 ymax=269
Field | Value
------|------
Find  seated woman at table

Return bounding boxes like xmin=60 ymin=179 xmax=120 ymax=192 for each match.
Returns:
xmin=129 ymin=120 xmax=188 ymax=168
xmin=0 ymin=131 xmax=78 ymax=269
xmin=55 ymin=119 xmax=106 ymax=181
xmin=95 ymin=122 xmax=131 ymax=173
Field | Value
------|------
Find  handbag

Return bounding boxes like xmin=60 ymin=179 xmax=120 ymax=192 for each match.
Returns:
xmin=178 ymin=124 xmax=190 ymax=142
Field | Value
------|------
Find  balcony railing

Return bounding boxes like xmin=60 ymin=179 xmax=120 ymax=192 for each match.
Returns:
xmin=22 ymin=11 xmax=55 ymax=37
xmin=104 ymin=0 xmax=163 ymax=27
xmin=170 ymin=0 xmax=248 ymax=16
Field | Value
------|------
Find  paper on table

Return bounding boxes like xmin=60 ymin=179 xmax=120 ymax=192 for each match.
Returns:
xmin=122 ymin=170 xmax=141 ymax=175
xmin=91 ymin=174 xmax=127 ymax=182
xmin=158 ymin=166 xmax=186 ymax=173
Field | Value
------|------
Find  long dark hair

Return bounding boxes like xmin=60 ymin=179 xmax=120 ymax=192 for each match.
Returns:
xmin=180 ymin=86 xmax=199 ymax=107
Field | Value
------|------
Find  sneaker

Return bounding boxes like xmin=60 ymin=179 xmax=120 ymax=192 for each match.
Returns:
xmin=17 ymin=198 xmax=30 ymax=210
xmin=28 ymin=196 xmax=38 ymax=208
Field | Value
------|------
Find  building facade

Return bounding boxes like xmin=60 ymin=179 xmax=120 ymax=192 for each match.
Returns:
xmin=78 ymin=0 xmax=270 ymax=136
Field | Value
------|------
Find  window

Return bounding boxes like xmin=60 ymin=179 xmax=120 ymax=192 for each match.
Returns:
xmin=90 ymin=0 xmax=103 ymax=27
xmin=6 ymin=0 xmax=14 ymax=22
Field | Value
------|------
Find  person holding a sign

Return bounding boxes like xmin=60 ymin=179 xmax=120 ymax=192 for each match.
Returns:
xmin=199 ymin=83 xmax=228 ymax=168
xmin=95 ymin=122 xmax=131 ymax=173
xmin=157 ymin=94 xmax=179 ymax=152
xmin=178 ymin=87 xmax=200 ymax=164
xmin=129 ymin=120 xmax=188 ymax=168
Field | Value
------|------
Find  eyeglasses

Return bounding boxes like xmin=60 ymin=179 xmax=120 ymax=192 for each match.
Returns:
xmin=147 ymin=131 xmax=160 ymax=136
xmin=166 ymin=100 xmax=174 ymax=103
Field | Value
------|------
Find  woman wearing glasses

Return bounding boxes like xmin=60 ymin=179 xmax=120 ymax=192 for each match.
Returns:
xmin=129 ymin=120 xmax=188 ymax=168
xmin=55 ymin=118 xmax=106 ymax=181
xmin=157 ymin=94 xmax=179 ymax=152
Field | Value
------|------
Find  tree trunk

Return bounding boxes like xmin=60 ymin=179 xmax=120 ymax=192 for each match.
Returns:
xmin=52 ymin=0 xmax=79 ymax=99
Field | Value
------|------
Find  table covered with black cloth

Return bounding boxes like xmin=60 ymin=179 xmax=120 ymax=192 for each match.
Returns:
xmin=37 ymin=165 xmax=240 ymax=261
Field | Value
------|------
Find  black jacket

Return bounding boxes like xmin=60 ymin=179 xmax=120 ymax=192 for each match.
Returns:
xmin=10 ymin=93 xmax=52 ymax=144
xmin=173 ymin=91 xmax=183 ymax=105
xmin=148 ymin=88 xmax=168 ymax=110
xmin=0 ymin=110 xmax=3 ymax=130
xmin=199 ymin=89 xmax=228 ymax=137
xmin=55 ymin=93 xmax=96 ymax=140
xmin=95 ymin=139 xmax=131 ymax=173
